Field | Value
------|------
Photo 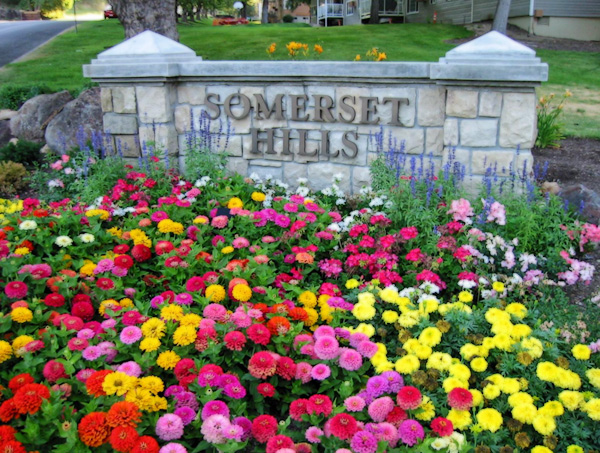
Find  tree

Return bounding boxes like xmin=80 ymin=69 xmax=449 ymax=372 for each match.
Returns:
xmin=109 ymin=0 xmax=179 ymax=41
xmin=368 ymin=0 xmax=379 ymax=24
xmin=492 ymin=0 xmax=511 ymax=34
xmin=261 ymin=0 xmax=268 ymax=23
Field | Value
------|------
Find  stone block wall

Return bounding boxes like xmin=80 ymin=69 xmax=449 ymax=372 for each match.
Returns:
xmin=84 ymin=30 xmax=547 ymax=194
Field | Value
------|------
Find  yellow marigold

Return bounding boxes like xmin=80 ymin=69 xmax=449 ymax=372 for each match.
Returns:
xmin=470 ymin=357 xmax=488 ymax=373
xmin=232 ymin=284 xmax=252 ymax=302
xmin=221 ymin=246 xmax=234 ymax=254
xmin=511 ymin=324 xmax=532 ymax=340
xmin=379 ymin=287 xmax=399 ymax=303
xmin=157 ymin=219 xmax=184 ymax=235
xmin=0 ymin=340 xmax=12 ymax=363
xmin=120 ymin=298 xmax=134 ymax=309
xmin=493 ymin=333 xmax=514 ymax=351
xmin=442 ymin=377 xmax=469 ymax=393
xmin=476 ymin=408 xmax=503 ymax=432
xmin=426 ymin=352 xmax=452 ymax=371
xmin=458 ymin=291 xmax=473 ymax=303
xmin=145 ymin=396 xmax=168 ymax=412
xmin=446 ymin=409 xmax=472 ymax=430
xmin=251 ymin=192 xmax=266 ymax=202
xmin=382 ymin=310 xmax=398 ymax=324
xmin=394 ymin=354 xmax=420 ymax=374
xmin=10 ymin=307 xmax=33 ymax=323
xmin=416 ymin=395 xmax=435 ymax=421
xmin=483 ymin=384 xmax=501 ymax=400
xmin=508 ymin=392 xmax=533 ymax=407
xmin=355 ymin=323 xmax=375 ymax=337
xmin=299 ymin=291 xmax=317 ymax=307
xmin=173 ymin=326 xmax=196 ymax=346
xmin=522 ymin=337 xmax=544 ymax=358
xmin=320 ymin=302 xmax=332 ymax=323
xmin=193 ymin=216 xmax=208 ymax=224
xmin=141 ymin=318 xmax=166 ymax=339
xmin=559 ymin=390 xmax=584 ymax=411
xmin=584 ymin=398 xmax=600 ymax=421
xmin=499 ymin=378 xmax=520 ymax=395
xmin=419 ymin=298 xmax=439 ymax=314
xmin=449 ymin=363 xmax=471 ymax=381
xmin=99 ymin=299 xmax=119 ymax=316
xmin=567 ymin=447 xmax=584 ymax=453
xmin=539 ymin=401 xmax=564 ymax=417
xmin=352 ymin=303 xmax=376 ymax=321
xmin=532 ymin=414 xmax=556 ymax=435
xmin=419 ymin=327 xmax=442 ymax=348
xmin=138 ymin=376 xmax=165 ymax=394
xmin=572 ymin=344 xmax=591 ymax=360
xmin=156 ymin=350 xmax=181 ymax=370
xmin=80 ymin=261 xmax=97 ymax=276
xmin=531 ymin=447 xmax=553 ymax=453
xmin=470 ymin=389 xmax=483 ymax=407
xmin=317 ymin=294 xmax=331 ymax=306
xmin=125 ymin=387 xmax=154 ymax=410
xmin=107 ymin=227 xmax=123 ymax=238
xmin=180 ymin=313 xmax=202 ymax=327
xmin=414 ymin=344 xmax=432 ymax=360
xmin=103 ymin=372 xmax=137 ymax=396
xmin=345 ymin=279 xmax=359 ymax=290
xmin=205 ymin=285 xmax=226 ymax=303
xmin=140 ymin=338 xmax=161 ymax=352
xmin=485 ymin=307 xmax=510 ymax=324
xmin=357 ymin=292 xmax=376 ymax=305
xmin=512 ymin=403 xmax=538 ymax=424
xmin=129 ymin=228 xmax=151 ymax=246
xmin=160 ymin=305 xmax=184 ymax=322
xmin=398 ymin=311 xmax=420 ymax=328
xmin=505 ymin=302 xmax=527 ymax=318
xmin=303 ymin=307 xmax=319 ymax=327
xmin=492 ymin=281 xmax=505 ymax=292
xmin=460 ymin=343 xmax=480 ymax=360
xmin=86 ymin=209 xmax=110 ymax=220
xmin=12 ymin=335 xmax=34 ymax=355
xmin=227 ymin=197 xmax=244 ymax=209
xmin=14 ymin=247 xmax=30 ymax=256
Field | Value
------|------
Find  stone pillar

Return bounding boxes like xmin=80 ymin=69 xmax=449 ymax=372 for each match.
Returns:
xmin=431 ymin=31 xmax=547 ymax=189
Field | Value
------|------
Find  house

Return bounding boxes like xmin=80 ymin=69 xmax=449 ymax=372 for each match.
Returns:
xmin=309 ymin=0 xmax=600 ymax=41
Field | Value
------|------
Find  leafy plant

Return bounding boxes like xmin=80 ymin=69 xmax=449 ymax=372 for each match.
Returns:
xmin=0 ymin=140 xmax=43 ymax=169
xmin=0 ymin=83 xmax=52 ymax=110
xmin=535 ymin=90 xmax=571 ymax=148
xmin=76 ymin=155 xmax=128 ymax=204
xmin=0 ymin=161 xmax=28 ymax=195
xmin=282 ymin=14 xmax=294 ymax=23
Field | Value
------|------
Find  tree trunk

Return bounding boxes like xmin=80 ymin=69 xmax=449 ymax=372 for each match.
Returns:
xmin=261 ymin=0 xmax=269 ymax=23
xmin=492 ymin=0 xmax=511 ymax=34
xmin=109 ymin=0 xmax=179 ymax=41
xmin=369 ymin=0 xmax=379 ymax=24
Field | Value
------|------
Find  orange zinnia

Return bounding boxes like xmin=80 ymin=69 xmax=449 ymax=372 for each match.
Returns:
xmin=78 ymin=412 xmax=110 ymax=447
xmin=296 ymin=252 xmax=314 ymax=264
xmin=13 ymin=383 xmax=50 ymax=415
xmin=289 ymin=307 xmax=308 ymax=322
xmin=266 ymin=316 xmax=291 ymax=336
xmin=86 ymin=370 xmax=113 ymax=397
xmin=106 ymin=401 xmax=142 ymax=428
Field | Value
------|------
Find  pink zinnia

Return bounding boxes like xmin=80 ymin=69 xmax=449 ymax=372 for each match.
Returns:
xmin=313 ymin=326 xmax=336 ymax=339
xmin=305 ymin=426 xmax=324 ymax=444
xmin=151 ymin=211 xmax=169 ymax=222
xmin=117 ymin=361 xmax=142 ymax=377
xmin=156 ymin=414 xmax=184 ymax=441
xmin=447 ymin=387 xmax=473 ymax=411
xmin=67 ymin=337 xmax=89 ymax=351
xmin=357 ymin=340 xmax=379 ymax=358
xmin=82 ymin=346 xmax=101 ymax=361
xmin=43 ymin=360 xmax=68 ymax=383
xmin=339 ymin=349 xmax=363 ymax=371
xmin=397 ymin=386 xmax=422 ymax=410
xmin=350 ymin=430 xmax=378 ymax=453
xmin=368 ymin=397 xmax=395 ymax=422
xmin=4 ymin=281 xmax=28 ymax=299
xmin=201 ymin=400 xmax=230 ymax=421
xmin=232 ymin=237 xmax=250 ymax=248
xmin=120 ymin=326 xmax=142 ymax=344
xmin=159 ymin=443 xmax=187 ymax=453
xmin=344 ymin=395 xmax=366 ymax=412
xmin=211 ymin=216 xmax=228 ymax=229
xmin=295 ymin=362 xmax=313 ymax=384
xmin=447 ymin=198 xmax=474 ymax=224
xmin=311 ymin=363 xmax=331 ymax=381
xmin=202 ymin=414 xmax=230 ymax=444
xmin=314 ymin=336 xmax=340 ymax=360
xmin=398 ymin=419 xmax=424 ymax=446
xmin=203 ymin=304 xmax=228 ymax=322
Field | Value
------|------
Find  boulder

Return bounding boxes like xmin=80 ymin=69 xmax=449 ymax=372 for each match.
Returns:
xmin=10 ymin=91 xmax=73 ymax=142
xmin=45 ymin=88 xmax=103 ymax=152
xmin=0 ymin=120 xmax=12 ymax=148
xmin=560 ymin=184 xmax=600 ymax=224
xmin=0 ymin=110 xmax=17 ymax=121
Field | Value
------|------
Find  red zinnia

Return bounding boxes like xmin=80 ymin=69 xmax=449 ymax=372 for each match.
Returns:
xmin=0 ymin=399 xmax=18 ymax=423
xmin=257 ymin=383 xmax=276 ymax=398
xmin=289 ymin=398 xmax=310 ymax=421
xmin=447 ymin=387 xmax=473 ymax=411
xmin=224 ymin=331 xmax=246 ymax=351
xmin=131 ymin=245 xmax=151 ymax=262
xmin=247 ymin=323 xmax=271 ymax=346
xmin=275 ymin=357 xmax=296 ymax=381
xmin=106 ymin=402 xmax=142 ymax=428
xmin=86 ymin=370 xmax=113 ymax=397
xmin=4 ymin=281 xmax=28 ymax=299
xmin=109 ymin=426 xmax=139 ymax=452
xmin=266 ymin=434 xmax=294 ymax=453
xmin=8 ymin=374 xmax=34 ymax=393
xmin=174 ymin=358 xmax=197 ymax=381
xmin=308 ymin=394 xmax=333 ymax=416
xmin=72 ymin=302 xmax=94 ymax=321
xmin=329 ymin=413 xmax=358 ymax=440
xmin=78 ymin=412 xmax=110 ymax=447
xmin=42 ymin=360 xmax=68 ymax=383
xmin=396 ymin=386 xmax=422 ymax=410
xmin=43 ymin=293 xmax=65 ymax=308
xmin=0 ymin=424 xmax=17 ymax=443
xmin=13 ymin=383 xmax=50 ymax=415
xmin=131 ymin=435 xmax=160 ymax=453
xmin=185 ymin=276 xmax=205 ymax=292
xmin=248 ymin=351 xmax=277 ymax=380
xmin=96 ymin=278 xmax=115 ymax=290
xmin=288 ymin=307 xmax=308 ymax=321
xmin=431 ymin=417 xmax=454 ymax=437
xmin=114 ymin=244 xmax=130 ymax=254
xmin=154 ymin=241 xmax=174 ymax=256
xmin=386 ymin=406 xmax=408 ymax=427
xmin=114 ymin=255 xmax=134 ymax=269
xmin=0 ymin=440 xmax=27 ymax=453
xmin=251 ymin=414 xmax=278 ymax=443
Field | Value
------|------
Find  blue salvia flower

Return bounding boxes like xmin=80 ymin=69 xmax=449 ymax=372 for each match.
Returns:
xmin=580 ymin=199 xmax=586 ymax=215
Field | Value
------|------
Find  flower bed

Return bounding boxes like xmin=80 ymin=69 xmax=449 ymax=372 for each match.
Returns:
xmin=0 ymin=154 xmax=600 ymax=453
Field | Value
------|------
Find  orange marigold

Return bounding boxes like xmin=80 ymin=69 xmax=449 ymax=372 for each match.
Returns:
xmin=13 ymin=383 xmax=50 ymax=415
xmin=296 ymin=252 xmax=313 ymax=264
xmin=109 ymin=426 xmax=139 ymax=453
xmin=289 ymin=307 xmax=308 ymax=322
xmin=86 ymin=370 xmax=113 ymax=397
xmin=106 ymin=401 xmax=142 ymax=428
xmin=78 ymin=412 xmax=110 ymax=447
xmin=266 ymin=316 xmax=291 ymax=336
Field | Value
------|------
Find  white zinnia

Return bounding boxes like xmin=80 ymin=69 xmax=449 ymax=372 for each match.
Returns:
xmin=79 ymin=233 xmax=95 ymax=243
xmin=19 ymin=220 xmax=37 ymax=230
xmin=55 ymin=236 xmax=73 ymax=247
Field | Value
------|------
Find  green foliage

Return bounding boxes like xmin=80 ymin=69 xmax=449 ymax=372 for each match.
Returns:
xmin=76 ymin=155 xmax=128 ymax=204
xmin=0 ymin=140 xmax=43 ymax=169
xmin=184 ymin=146 xmax=228 ymax=182
xmin=0 ymin=83 xmax=52 ymax=110
xmin=536 ymin=90 xmax=570 ymax=148
xmin=41 ymin=0 xmax=74 ymax=18
xmin=369 ymin=154 xmax=397 ymax=192
xmin=0 ymin=161 xmax=28 ymax=195
xmin=282 ymin=14 xmax=294 ymax=23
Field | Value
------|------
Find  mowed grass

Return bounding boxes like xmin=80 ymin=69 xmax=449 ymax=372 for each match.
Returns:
xmin=0 ymin=19 xmax=598 ymax=138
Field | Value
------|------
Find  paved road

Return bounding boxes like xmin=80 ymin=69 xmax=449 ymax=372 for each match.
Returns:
xmin=0 ymin=21 xmax=75 ymax=67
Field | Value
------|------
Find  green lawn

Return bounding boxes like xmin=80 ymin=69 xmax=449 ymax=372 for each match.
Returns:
xmin=1 ymin=19 xmax=598 ymax=138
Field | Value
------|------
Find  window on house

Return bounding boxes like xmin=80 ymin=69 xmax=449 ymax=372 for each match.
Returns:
xmin=407 ymin=0 xmax=418 ymax=13
xmin=347 ymin=0 xmax=356 ymax=15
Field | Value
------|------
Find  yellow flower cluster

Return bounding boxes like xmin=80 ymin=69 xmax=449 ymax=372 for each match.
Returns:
xmin=130 ymin=228 xmax=151 ymax=247
xmin=572 ymin=344 xmax=591 ymax=360
xmin=10 ymin=307 xmax=33 ymax=323
xmin=251 ymin=192 xmax=266 ymax=202
xmin=0 ymin=199 xmax=23 ymax=223
xmin=365 ymin=47 xmax=387 ymax=61
xmin=103 ymin=371 xmax=137 ymax=396
xmin=206 ymin=285 xmax=226 ymax=303
xmin=125 ymin=375 xmax=168 ymax=412
xmin=12 ymin=335 xmax=34 ymax=356
xmin=156 ymin=350 xmax=181 ymax=369
xmin=160 ymin=305 xmax=184 ymax=322
xmin=537 ymin=361 xmax=581 ymax=389
xmin=232 ymin=284 xmax=252 ymax=302
xmin=286 ymin=41 xmax=308 ymax=57
xmin=0 ymin=340 xmax=12 ymax=363
xmin=85 ymin=209 xmax=110 ymax=220
xmin=107 ymin=227 xmax=123 ymax=238
xmin=157 ymin=219 xmax=184 ymax=235
xmin=173 ymin=326 xmax=197 ymax=346
xmin=141 ymin=318 xmax=167 ymax=339
xmin=227 ymin=197 xmax=244 ymax=209
xmin=266 ymin=43 xmax=276 ymax=54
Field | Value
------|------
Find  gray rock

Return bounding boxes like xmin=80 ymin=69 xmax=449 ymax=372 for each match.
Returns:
xmin=0 ymin=120 xmax=12 ymax=148
xmin=10 ymin=91 xmax=73 ymax=142
xmin=45 ymin=88 xmax=103 ymax=152
xmin=560 ymin=184 xmax=600 ymax=224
